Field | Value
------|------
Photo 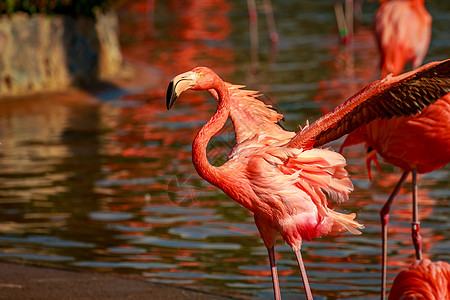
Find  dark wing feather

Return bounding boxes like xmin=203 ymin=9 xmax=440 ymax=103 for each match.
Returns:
xmin=286 ymin=59 xmax=450 ymax=149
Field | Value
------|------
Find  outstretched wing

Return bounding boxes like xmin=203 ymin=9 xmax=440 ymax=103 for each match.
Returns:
xmin=286 ymin=59 xmax=450 ymax=149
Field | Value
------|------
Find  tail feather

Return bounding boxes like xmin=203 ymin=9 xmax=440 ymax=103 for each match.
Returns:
xmin=329 ymin=210 xmax=364 ymax=235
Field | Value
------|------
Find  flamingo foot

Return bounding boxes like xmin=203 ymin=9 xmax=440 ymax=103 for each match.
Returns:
xmin=411 ymin=169 xmax=422 ymax=260
xmin=412 ymin=221 xmax=423 ymax=260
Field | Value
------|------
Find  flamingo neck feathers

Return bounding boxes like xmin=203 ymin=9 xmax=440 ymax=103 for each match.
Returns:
xmin=192 ymin=78 xmax=230 ymax=187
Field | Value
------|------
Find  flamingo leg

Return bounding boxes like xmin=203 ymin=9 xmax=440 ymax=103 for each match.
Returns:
xmin=247 ymin=0 xmax=259 ymax=71
xmin=267 ymin=246 xmax=281 ymax=300
xmin=262 ymin=0 xmax=278 ymax=49
xmin=345 ymin=0 xmax=353 ymax=40
xmin=380 ymin=171 xmax=409 ymax=300
xmin=294 ymin=250 xmax=313 ymax=300
xmin=334 ymin=0 xmax=348 ymax=41
xmin=254 ymin=216 xmax=281 ymax=299
xmin=411 ymin=169 xmax=423 ymax=260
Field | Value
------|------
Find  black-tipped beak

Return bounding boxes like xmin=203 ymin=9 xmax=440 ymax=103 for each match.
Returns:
xmin=165 ymin=71 xmax=198 ymax=110
xmin=166 ymin=80 xmax=177 ymax=110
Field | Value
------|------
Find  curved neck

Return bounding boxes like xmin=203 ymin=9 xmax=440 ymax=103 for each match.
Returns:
xmin=192 ymin=83 xmax=230 ymax=187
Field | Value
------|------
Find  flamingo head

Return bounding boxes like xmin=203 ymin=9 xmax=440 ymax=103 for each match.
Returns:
xmin=166 ymin=67 xmax=215 ymax=110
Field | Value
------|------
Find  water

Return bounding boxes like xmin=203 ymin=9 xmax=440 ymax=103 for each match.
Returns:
xmin=0 ymin=1 xmax=449 ymax=299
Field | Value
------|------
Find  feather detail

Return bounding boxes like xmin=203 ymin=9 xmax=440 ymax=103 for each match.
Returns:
xmin=282 ymin=149 xmax=354 ymax=203
xmin=264 ymin=147 xmax=356 ymax=224
xmin=287 ymin=59 xmax=450 ymax=149
xmin=328 ymin=211 xmax=364 ymax=235
xmin=389 ymin=259 xmax=450 ymax=300
xmin=224 ymin=83 xmax=296 ymax=143
xmin=340 ymin=93 xmax=450 ymax=175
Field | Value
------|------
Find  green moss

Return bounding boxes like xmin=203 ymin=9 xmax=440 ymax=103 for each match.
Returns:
xmin=0 ymin=0 xmax=119 ymax=17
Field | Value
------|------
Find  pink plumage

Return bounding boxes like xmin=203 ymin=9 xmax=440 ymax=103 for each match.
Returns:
xmin=389 ymin=259 xmax=450 ymax=300
xmin=340 ymin=2 xmax=447 ymax=298
xmin=375 ymin=0 xmax=431 ymax=78
xmin=166 ymin=61 xmax=450 ymax=299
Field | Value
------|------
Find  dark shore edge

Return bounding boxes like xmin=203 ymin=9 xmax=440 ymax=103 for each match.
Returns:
xmin=0 ymin=260 xmax=240 ymax=299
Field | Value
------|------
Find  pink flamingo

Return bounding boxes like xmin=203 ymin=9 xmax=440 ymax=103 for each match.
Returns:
xmin=340 ymin=1 xmax=442 ymax=298
xmin=340 ymin=92 xmax=450 ymax=298
xmin=247 ymin=0 xmax=278 ymax=71
xmin=374 ymin=0 xmax=432 ymax=78
xmin=389 ymin=259 xmax=450 ymax=300
xmin=334 ymin=0 xmax=355 ymax=44
xmin=166 ymin=60 xmax=450 ymax=299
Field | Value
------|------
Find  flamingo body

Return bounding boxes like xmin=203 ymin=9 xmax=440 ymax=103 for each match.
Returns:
xmin=166 ymin=61 xmax=450 ymax=299
xmin=375 ymin=0 xmax=431 ymax=78
xmin=187 ymin=71 xmax=362 ymax=254
xmin=340 ymin=3 xmax=444 ymax=298
xmin=347 ymin=93 xmax=450 ymax=174
xmin=219 ymin=141 xmax=359 ymax=251
xmin=389 ymin=259 xmax=450 ymax=300
xmin=341 ymin=94 xmax=450 ymax=300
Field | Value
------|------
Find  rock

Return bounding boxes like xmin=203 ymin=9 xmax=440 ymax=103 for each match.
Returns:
xmin=0 ymin=11 xmax=123 ymax=97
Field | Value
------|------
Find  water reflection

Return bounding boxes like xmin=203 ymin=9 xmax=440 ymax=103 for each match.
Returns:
xmin=0 ymin=1 xmax=449 ymax=299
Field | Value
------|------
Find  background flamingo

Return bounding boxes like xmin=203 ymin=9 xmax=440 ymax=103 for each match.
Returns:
xmin=340 ymin=1 xmax=447 ymax=298
xmin=389 ymin=259 xmax=450 ymax=300
xmin=333 ymin=0 xmax=355 ymax=44
xmin=247 ymin=0 xmax=278 ymax=70
xmin=166 ymin=60 xmax=450 ymax=299
xmin=374 ymin=0 xmax=432 ymax=78
xmin=341 ymin=93 xmax=450 ymax=297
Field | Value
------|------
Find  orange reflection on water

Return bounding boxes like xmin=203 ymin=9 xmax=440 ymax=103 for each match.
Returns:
xmin=120 ymin=0 xmax=235 ymax=79
xmin=314 ymin=25 xmax=379 ymax=114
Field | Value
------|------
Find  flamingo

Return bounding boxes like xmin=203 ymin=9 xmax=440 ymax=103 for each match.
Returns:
xmin=166 ymin=59 xmax=450 ymax=299
xmin=247 ymin=0 xmax=278 ymax=71
xmin=374 ymin=0 xmax=432 ymax=78
xmin=333 ymin=0 xmax=355 ymax=44
xmin=340 ymin=92 xmax=450 ymax=298
xmin=339 ymin=1 xmax=442 ymax=298
xmin=389 ymin=259 xmax=450 ymax=300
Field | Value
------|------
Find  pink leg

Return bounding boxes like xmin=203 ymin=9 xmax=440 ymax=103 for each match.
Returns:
xmin=380 ymin=171 xmax=409 ymax=300
xmin=262 ymin=0 xmax=279 ymax=49
xmin=294 ymin=250 xmax=313 ymax=300
xmin=254 ymin=216 xmax=281 ymax=299
xmin=247 ymin=0 xmax=259 ymax=71
xmin=267 ymin=246 xmax=281 ymax=300
xmin=345 ymin=0 xmax=353 ymax=41
xmin=411 ymin=169 xmax=422 ymax=260
xmin=333 ymin=0 xmax=348 ymax=42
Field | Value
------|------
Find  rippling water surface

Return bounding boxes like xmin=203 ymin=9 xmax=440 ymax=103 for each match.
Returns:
xmin=0 ymin=1 xmax=449 ymax=299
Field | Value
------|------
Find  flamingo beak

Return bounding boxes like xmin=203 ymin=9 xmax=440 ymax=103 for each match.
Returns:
xmin=166 ymin=71 xmax=198 ymax=110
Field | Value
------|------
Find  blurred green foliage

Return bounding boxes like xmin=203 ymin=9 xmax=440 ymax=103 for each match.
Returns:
xmin=0 ymin=0 xmax=119 ymax=17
